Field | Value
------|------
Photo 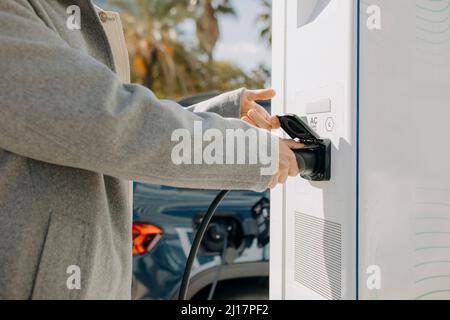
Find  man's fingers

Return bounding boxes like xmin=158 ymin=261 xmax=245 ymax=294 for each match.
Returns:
xmin=269 ymin=174 xmax=279 ymax=189
xmin=248 ymin=109 xmax=272 ymax=130
xmin=288 ymin=159 xmax=300 ymax=176
xmin=282 ymin=139 xmax=303 ymax=176
xmin=254 ymin=105 xmax=281 ymax=130
xmin=270 ymin=137 xmax=304 ymax=188
xmin=284 ymin=139 xmax=305 ymax=150
xmin=246 ymin=88 xmax=276 ymax=101
xmin=241 ymin=116 xmax=257 ymax=127
xmin=270 ymin=116 xmax=281 ymax=129
xmin=253 ymin=103 xmax=271 ymax=118
xmin=278 ymin=168 xmax=289 ymax=184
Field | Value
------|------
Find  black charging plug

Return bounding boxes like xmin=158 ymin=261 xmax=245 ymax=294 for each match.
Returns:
xmin=278 ymin=115 xmax=331 ymax=181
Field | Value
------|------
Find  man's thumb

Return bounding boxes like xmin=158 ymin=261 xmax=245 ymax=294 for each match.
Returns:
xmin=283 ymin=139 xmax=305 ymax=150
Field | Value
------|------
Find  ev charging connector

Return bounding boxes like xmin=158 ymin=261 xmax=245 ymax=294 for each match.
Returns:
xmin=179 ymin=114 xmax=332 ymax=300
xmin=278 ymin=115 xmax=331 ymax=181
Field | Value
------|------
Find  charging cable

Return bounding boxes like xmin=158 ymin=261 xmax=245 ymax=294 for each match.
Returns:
xmin=178 ymin=190 xmax=230 ymax=300
xmin=207 ymin=232 xmax=228 ymax=300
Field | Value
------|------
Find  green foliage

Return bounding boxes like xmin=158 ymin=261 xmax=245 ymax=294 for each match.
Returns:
xmin=106 ymin=0 xmax=269 ymax=99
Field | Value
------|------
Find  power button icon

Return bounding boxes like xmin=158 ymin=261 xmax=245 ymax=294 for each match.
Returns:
xmin=325 ymin=117 xmax=335 ymax=132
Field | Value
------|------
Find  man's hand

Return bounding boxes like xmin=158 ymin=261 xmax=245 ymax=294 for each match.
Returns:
xmin=240 ymin=89 xmax=281 ymax=130
xmin=269 ymin=139 xmax=305 ymax=189
xmin=240 ymin=89 xmax=303 ymax=188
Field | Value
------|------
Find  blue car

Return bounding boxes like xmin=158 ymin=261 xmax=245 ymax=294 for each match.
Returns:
xmin=131 ymin=93 xmax=271 ymax=300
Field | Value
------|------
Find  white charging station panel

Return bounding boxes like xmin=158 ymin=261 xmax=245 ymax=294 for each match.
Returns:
xmin=359 ymin=0 xmax=450 ymax=300
xmin=271 ymin=0 xmax=450 ymax=300
xmin=271 ymin=0 xmax=358 ymax=300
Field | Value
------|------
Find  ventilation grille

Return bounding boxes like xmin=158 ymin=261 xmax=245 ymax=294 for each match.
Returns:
xmin=294 ymin=212 xmax=342 ymax=300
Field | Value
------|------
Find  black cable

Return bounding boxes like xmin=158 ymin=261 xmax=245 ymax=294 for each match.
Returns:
xmin=207 ymin=233 xmax=228 ymax=300
xmin=178 ymin=190 xmax=230 ymax=300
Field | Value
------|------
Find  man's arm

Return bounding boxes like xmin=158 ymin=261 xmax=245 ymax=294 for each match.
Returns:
xmin=0 ymin=1 xmax=275 ymax=192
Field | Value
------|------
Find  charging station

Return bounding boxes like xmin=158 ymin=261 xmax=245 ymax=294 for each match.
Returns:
xmin=271 ymin=0 xmax=450 ymax=300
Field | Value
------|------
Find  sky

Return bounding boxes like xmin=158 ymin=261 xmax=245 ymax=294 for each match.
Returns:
xmin=214 ymin=0 xmax=272 ymax=72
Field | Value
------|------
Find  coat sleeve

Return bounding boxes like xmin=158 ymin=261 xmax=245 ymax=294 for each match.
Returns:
xmin=185 ymin=89 xmax=244 ymax=119
xmin=0 ymin=1 xmax=276 ymax=192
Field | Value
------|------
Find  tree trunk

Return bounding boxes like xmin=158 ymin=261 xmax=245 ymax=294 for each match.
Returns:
xmin=207 ymin=50 xmax=215 ymax=90
xmin=144 ymin=48 xmax=158 ymax=89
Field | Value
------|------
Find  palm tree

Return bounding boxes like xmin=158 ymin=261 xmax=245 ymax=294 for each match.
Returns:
xmin=191 ymin=0 xmax=236 ymax=89
xmin=107 ymin=0 xmax=201 ymax=97
xmin=257 ymin=0 xmax=272 ymax=46
xmin=106 ymin=0 xmax=267 ymax=98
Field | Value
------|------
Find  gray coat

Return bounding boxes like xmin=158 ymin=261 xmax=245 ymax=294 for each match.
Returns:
xmin=0 ymin=0 xmax=274 ymax=299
